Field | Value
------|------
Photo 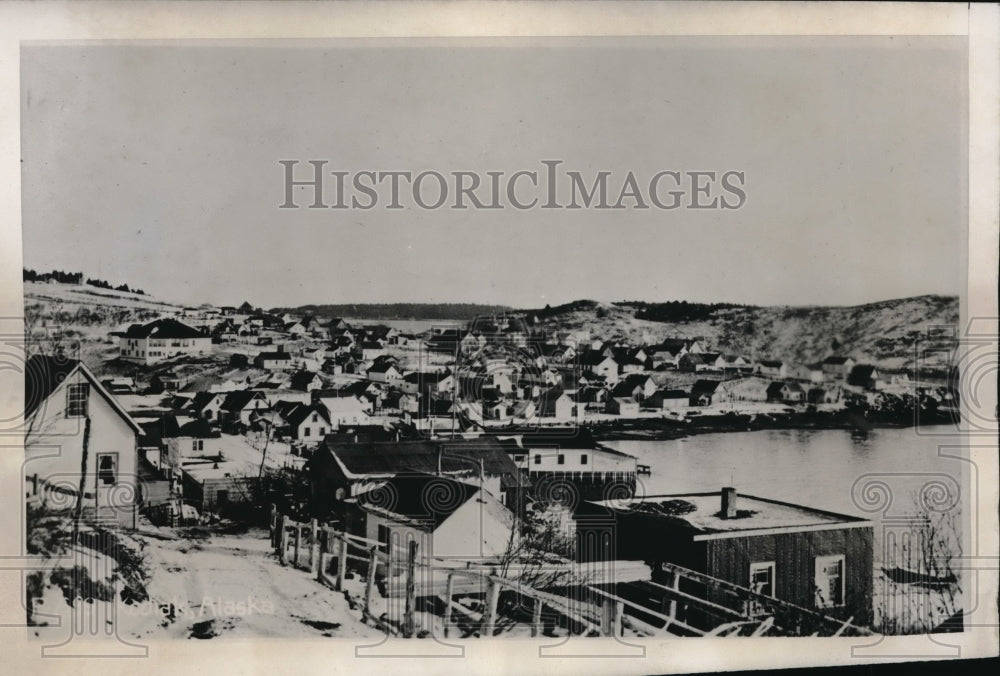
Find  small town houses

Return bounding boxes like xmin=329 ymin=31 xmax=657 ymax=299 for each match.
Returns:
xmin=36 ymin=299 xmax=912 ymax=519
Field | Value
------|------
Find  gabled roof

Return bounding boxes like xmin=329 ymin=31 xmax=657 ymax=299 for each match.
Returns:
xmin=257 ymin=351 xmax=292 ymax=361
xmin=188 ymin=391 xmax=223 ymax=412
xmin=767 ymin=381 xmax=804 ymax=397
xmin=354 ymin=473 xmax=481 ymax=530
xmin=176 ymin=417 xmax=221 ymax=439
xmin=317 ymin=395 xmax=367 ymax=413
xmin=580 ymin=351 xmax=615 ymax=366
xmin=402 ymin=371 xmax=452 ymax=385
xmin=690 ymin=379 xmax=721 ymax=395
xmin=367 ymin=362 xmax=400 ymax=374
xmin=655 ymin=389 xmax=689 ymax=399
xmin=320 ymin=437 xmax=522 ymax=486
xmin=273 ymin=400 xmax=303 ymax=420
xmin=122 ymin=318 xmax=205 ymax=340
xmin=221 ymin=390 xmax=267 ymax=412
xmin=286 ymin=403 xmax=331 ymax=428
xmin=24 ymin=354 xmax=141 ymax=434
xmin=849 ymin=364 xmax=879 ymax=380
xmin=289 ymin=370 xmax=320 ymax=389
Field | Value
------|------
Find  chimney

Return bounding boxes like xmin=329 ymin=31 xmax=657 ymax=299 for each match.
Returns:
xmin=721 ymin=487 xmax=738 ymax=519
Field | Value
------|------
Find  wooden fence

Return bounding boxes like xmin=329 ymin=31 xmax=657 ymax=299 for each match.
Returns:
xmin=270 ymin=507 xmax=871 ymax=638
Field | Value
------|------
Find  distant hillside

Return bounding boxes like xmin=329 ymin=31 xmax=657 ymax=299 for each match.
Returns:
xmin=270 ymin=303 xmax=513 ymax=321
xmin=24 ymin=281 xmax=184 ymax=337
xmin=527 ymin=295 xmax=959 ymax=373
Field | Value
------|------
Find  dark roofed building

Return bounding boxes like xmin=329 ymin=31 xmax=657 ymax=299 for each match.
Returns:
xmin=766 ymin=381 xmax=806 ymax=403
xmin=289 ymin=370 xmax=322 ymax=392
xmin=255 ymin=350 xmax=293 ymax=370
xmin=847 ymin=364 xmax=883 ymax=390
xmin=575 ymin=489 xmax=874 ymax=629
xmin=219 ymin=390 xmax=269 ymax=426
xmin=284 ymin=403 xmax=331 ymax=445
xmin=306 ymin=437 xmax=526 ymax=515
xmin=690 ymin=379 xmax=722 ymax=406
xmin=119 ymin=318 xmax=212 ymax=365
xmin=343 ymin=472 xmax=515 ymax=561
xmin=122 ymin=318 xmax=205 ymax=340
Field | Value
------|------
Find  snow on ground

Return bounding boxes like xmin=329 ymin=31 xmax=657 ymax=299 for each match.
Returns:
xmin=30 ymin=527 xmax=382 ymax=641
xmin=25 ymin=281 xmax=183 ymax=312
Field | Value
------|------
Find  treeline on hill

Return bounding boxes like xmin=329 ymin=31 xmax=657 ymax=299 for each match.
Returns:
xmin=270 ymin=303 xmax=512 ymax=321
xmin=23 ymin=269 xmax=145 ymax=295
xmin=527 ymin=300 xmax=602 ymax=318
xmin=621 ymin=300 xmax=747 ymax=323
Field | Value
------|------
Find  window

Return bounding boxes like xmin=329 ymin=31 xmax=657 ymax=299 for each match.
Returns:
xmin=814 ymin=555 xmax=845 ymax=608
xmin=97 ymin=453 xmax=117 ymax=485
xmin=66 ymin=383 xmax=89 ymax=417
xmin=304 ymin=427 xmax=310 ymax=437
xmin=750 ymin=561 xmax=775 ymax=596
xmin=580 ymin=454 xmax=588 ymax=465
xmin=748 ymin=561 xmax=776 ymax=615
xmin=534 ymin=455 xmax=541 ymax=465
xmin=377 ymin=524 xmax=391 ymax=553
xmin=192 ymin=440 xmax=204 ymax=451
xmin=557 ymin=454 xmax=565 ymax=465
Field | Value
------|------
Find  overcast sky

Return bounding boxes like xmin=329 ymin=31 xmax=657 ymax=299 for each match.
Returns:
xmin=21 ymin=38 xmax=966 ymax=309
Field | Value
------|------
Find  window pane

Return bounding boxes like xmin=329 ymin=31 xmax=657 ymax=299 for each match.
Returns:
xmin=66 ymin=383 xmax=89 ymax=417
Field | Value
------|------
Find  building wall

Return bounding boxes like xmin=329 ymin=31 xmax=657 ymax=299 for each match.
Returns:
xmin=183 ymin=474 xmax=258 ymax=510
xmin=165 ymin=436 xmax=222 ymax=468
xmin=360 ymin=492 xmax=513 ymax=563
xmin=434 ymin=495 xmax=514 ymax=559
xmin=120 ymin=336 xmax=211 ymax=364
xmin=25 ymin=370 xmax=138 ymax=523
xmin=526 ymin=447 xmax=636 ymax=474
xmin=704 ymin=527 xmax=874 ymax=626
xmin=295 ymin=416 xmax=329 ymax=443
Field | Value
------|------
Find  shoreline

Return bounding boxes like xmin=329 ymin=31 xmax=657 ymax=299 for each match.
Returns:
xmin=587 ymin=408 xmax=959 ymax=442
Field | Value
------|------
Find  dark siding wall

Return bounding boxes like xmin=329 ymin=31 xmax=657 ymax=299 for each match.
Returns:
xmin=574 ymin=508 xmax=705 ymax=569
xmin=705 ymin=527 xmax=873 ymax=626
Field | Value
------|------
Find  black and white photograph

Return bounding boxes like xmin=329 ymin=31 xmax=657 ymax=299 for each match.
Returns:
xmin=2 ymin=2 xmax=997 ymax=674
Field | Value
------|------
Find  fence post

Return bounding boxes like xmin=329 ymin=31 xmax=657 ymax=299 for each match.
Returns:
xmin=336 ymin=535 xmax=348 ymax=591
xmin=293 ymin=525 xmax=301 ymax=567
xmin=273 ymin=512 xmax=284 ymax=551
xmin=364 ymin=545 xmax=377 ymax=622
xmin=444 ymin=572 xmax=455 ymax=638
xmin=403 ymin=540 xmax=418 ymax=638
xmin=310 ymin=519 xmax=320 ymax=577
xmin=601 ymin=597 xmax=622 ymax=637
xmin=667 ymin=569 xmax=678 ymax=622
xmin=531 ymin=596 xmax=543 ymax=637
xmin=278 ymin=521 xmax=288 ymax=565
xmin=481 ymin=578 xmax=501 ymax=637
xmin=269 ymin=504 xmax=277 ymax=543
